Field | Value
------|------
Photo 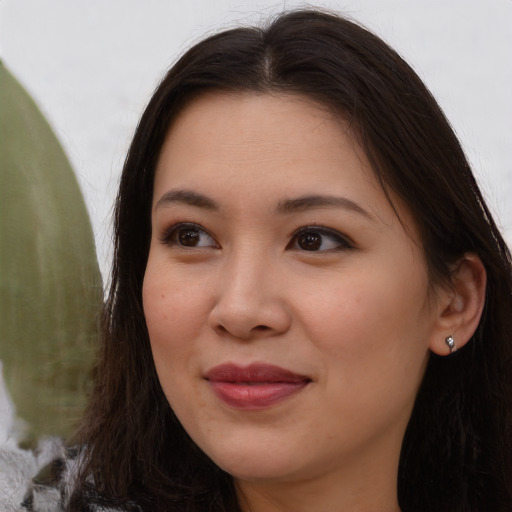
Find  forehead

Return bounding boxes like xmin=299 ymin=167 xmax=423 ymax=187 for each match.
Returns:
xmin=163 ymin=91 xmax=342 ymax=155
xmin=154 ymin=92 xmax=375 ymax=198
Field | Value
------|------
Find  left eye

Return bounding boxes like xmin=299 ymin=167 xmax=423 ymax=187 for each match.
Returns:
xmin=288 ymin=227 xmax=352 ymax=252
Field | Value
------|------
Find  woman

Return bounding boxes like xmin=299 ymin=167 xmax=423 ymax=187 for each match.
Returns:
xmin=38 ymin=8 xmax=511 ymax=512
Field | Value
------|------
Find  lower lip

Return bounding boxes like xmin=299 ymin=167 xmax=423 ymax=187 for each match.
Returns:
xmin=208 ymin=381 xmax=309 ymax=410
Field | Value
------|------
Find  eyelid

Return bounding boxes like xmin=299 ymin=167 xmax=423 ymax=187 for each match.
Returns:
xmin=159 ymin=221 xmax=219 ymax=248
xmin=157 ymin=222 xmax=352 ymax=251
xmin=289 ymin=225 xmax=354 ymax=251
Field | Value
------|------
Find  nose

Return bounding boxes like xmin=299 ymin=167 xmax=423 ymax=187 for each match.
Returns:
xmin=208 ymin=252 xmax=292 ymax=340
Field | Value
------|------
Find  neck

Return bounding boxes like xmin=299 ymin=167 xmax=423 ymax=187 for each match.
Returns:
xmin=233 ymin=396 xmax=411 ymax=512
xmin=236 ymin=452 xmax=402 ymax=512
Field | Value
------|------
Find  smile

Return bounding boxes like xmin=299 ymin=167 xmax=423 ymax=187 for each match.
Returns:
xmin=204 ymin=363 xmax=311 ymax=410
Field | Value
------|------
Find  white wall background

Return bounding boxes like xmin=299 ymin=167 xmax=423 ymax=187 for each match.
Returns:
xmin=1 ymin=0 xmax=511 ymax=281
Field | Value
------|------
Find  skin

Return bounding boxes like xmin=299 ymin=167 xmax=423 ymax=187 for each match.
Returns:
xmin=142 ymin=92 xmax=480 ymax=512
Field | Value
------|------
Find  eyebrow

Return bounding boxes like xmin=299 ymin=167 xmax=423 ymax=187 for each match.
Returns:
xmin=276 ymin=194 xmax=373 ymax=219
xmin=155 ymin=190 xmax=219 ymax=211
xmin=155 ymin=189 xmax=373 ymax=220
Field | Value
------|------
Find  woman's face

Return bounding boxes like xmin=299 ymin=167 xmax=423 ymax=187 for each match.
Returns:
xmin=143 ymin=92 xmax=442 ymax=488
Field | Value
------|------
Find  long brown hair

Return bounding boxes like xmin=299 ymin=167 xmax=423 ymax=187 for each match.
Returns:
xmin=71 ymin=9 xmax=512 ymax=511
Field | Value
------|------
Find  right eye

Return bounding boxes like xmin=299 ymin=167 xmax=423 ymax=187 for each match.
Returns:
xmin=160 ymin=223 xmax=218 ymax=248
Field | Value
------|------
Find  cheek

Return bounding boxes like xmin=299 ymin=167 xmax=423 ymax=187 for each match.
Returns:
xmin=143 ymin=263 xmax=209 ymax=341
xmin=142 ymin=264 xmax=206 ymax=387
xmin=299 ymin=261 xmax=432 ymax=372
xmin=142 ymin=266 xmax=218 ymax=431
xmin=300 ymin=270 xmax=431 ymax=434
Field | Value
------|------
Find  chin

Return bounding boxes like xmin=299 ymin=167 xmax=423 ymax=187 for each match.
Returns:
xmin=203 ymin=441 xmax=309 ymax=483
xmin=217 ymin=461 xmax=296 ymax=483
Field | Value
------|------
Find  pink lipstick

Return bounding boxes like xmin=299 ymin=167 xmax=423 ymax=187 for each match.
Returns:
xmin=204 ymin=363 xmax=310 ymax=410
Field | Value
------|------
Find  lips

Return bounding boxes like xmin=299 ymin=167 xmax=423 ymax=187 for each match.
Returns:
xmin=204 ymin=363 xmax=310 ymax=410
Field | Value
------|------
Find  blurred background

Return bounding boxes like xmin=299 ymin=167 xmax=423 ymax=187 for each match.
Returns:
xmin=0 ymin=0 xmax=511 ymax=441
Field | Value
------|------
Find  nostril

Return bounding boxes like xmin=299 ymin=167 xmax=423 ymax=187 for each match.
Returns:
xmin=254 ymin=325 xmax=271 ymax=331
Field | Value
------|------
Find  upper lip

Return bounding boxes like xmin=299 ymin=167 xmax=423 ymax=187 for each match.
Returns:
xmin=204 ymin=362 xmax=310 ymax=383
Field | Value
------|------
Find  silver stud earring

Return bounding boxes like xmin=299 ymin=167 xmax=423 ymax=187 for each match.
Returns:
xmin=445 ymin=335 xmax=456 ymax=353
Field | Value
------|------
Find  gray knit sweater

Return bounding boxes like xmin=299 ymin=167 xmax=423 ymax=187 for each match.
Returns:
xmin=0 ymin=436 xmax=69 ymax=512
xmin=0 ymin=363 xmax=76 ymax=512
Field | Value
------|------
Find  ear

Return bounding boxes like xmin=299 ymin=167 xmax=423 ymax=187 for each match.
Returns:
xmin=429 ymin=253 xmax=487 ymax=356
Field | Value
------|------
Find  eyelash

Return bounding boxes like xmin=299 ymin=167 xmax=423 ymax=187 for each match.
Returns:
xmin=288 ymin=226 xmax=354 ymax=252
xmin=159 ymin=222 xmax=218 ymax=249
xmin=159 ymin=223 xmax=353 ymax=252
